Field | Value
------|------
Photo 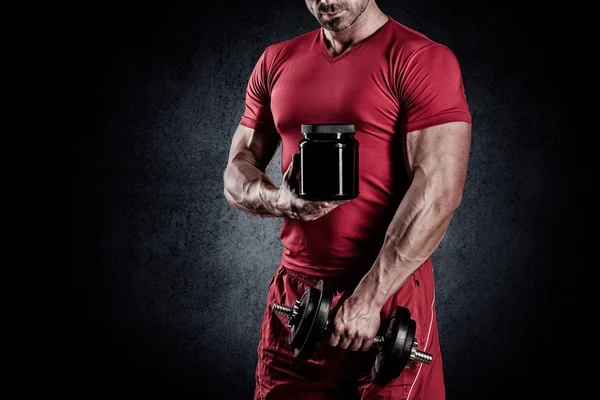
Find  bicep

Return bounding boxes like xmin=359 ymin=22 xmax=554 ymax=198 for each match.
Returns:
xmin=405 ymin=121 xmax=471 ymax=189
xmin=227 ymin=124 xmax=281 ymax=172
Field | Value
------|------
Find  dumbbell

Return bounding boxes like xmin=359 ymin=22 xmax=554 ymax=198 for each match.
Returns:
xmin=271 ymin=280 xmax=433 ymax=386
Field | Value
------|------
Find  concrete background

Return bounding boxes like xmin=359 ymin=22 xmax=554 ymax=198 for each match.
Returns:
xmin=60 ymin=1 xmax=566 ymax=398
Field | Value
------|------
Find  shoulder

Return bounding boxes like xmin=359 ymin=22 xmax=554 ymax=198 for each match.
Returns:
xmin=261 ymin=28 xmax=320 ymax=65
xmin=385 ymin=17 xmax=457 ymax=63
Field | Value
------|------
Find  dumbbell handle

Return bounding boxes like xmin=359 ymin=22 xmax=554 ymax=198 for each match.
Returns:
xmin=272 ymin=302 xmax=433 ymax=365
xmin=323 ymin=319 xmax=382 ymax=349
xmin=324 ymin=318 xmax=433 ymax=365
xmin=271 ymin=302 xmax=295 ymax=316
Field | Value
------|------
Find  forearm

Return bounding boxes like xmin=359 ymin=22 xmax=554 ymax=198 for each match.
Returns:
xmin=354 ymin=170 xmax=462 ymax=308
xmin=223 ymin=158 xmax=280 ymax=218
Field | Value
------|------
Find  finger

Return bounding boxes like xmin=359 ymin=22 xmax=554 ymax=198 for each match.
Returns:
xmin=300 ymin=213 xmax=329 ymax=221
xmin=297 ymin=206 xmax=336 ymax=221
xmin=301 ymin=205 xmax=339 ymax=218
xmin=349 ymin=337 xmax=363 ymax=352
xmin=329 ymin=332 xmax=341 ymax=347
xmin=338 ymin=335 xmax=354 ymax=350
xmin=316 ymin=200 xmax=350 ymax=210
xmin=282 ymin=154 xmax=295 ymax=179
xmin=291 ymin=197 xmax=353 ymax=221
xmin=301 ymin=202 xmax=319 ymax=213
xmin=285 ymin=153 xmax=301 ymax=191
xmin=296 ymin=201 xmax=333 ymax=215
xmin=315 ymin=201 xmax=331 ymax=209
xmin=291 ymin=199 xmax=329 ymax=220
xmin=360 ymin=337 xmax=375 ymax=352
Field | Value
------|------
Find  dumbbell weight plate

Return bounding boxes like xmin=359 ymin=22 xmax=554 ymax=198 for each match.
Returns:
xmin=371 ymin=306 xmax=416 ymax=386
xmin=288 ymin=286 xmax=319 ymax=350
xmin=294 ymin=280 xmax=332 ymax=360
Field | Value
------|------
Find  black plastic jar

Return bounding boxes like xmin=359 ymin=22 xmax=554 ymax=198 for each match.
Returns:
xmin=298 ymin=124 xmax=359 ymax=201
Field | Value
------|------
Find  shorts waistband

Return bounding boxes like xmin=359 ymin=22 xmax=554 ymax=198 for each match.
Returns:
xmin=282 ymin=266 xmax=362 ymax=291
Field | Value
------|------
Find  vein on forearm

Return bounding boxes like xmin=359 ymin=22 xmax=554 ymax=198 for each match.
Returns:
xmin=358 ymin=152 xmax=465 ymax=306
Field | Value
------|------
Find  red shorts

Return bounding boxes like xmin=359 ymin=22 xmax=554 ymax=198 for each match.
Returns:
xmin=254 ymin=260 xmax=445 ymax=400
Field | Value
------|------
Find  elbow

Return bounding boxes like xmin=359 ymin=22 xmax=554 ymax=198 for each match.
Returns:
xmin=223 ymin=168 xmax=238 ymax=207
xmin=443 ymin=178 xmax=465 ymax=211
xmin=420 ymin=170 xmax=464 ymax=217
xmin=423 ymin=166 xmax=466 ymax=217
xmin=224 ymin=187 xmax=237 ymax=207
xmin=433 ymin=185 xmax=464 ymax=217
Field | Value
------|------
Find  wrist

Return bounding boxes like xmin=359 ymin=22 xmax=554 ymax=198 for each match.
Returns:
xmin=352 ymin=279 xmax=387 ymax=310
xmin=352 ymin=251 xmax=399 ymax=309
xmin=256 ymin=182 xmax=280 ymax=217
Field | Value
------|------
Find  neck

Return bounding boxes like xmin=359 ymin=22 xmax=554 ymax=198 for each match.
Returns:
xmin=322 ymin=2 xmax=388 ymax=56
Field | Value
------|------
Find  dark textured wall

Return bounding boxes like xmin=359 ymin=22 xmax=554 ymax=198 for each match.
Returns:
xmin=62 ymin=1 xmax=565 ymax=399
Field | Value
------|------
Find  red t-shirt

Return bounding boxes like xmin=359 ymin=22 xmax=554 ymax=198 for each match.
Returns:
xmin=240 ymin=16 xmax=472 ymax=278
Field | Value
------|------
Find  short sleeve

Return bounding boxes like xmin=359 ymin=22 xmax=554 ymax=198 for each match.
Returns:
xmin=240 ymin=49 xmax=277 ymax=134
xmin=399 ymin=43 xmax=472 ymax=134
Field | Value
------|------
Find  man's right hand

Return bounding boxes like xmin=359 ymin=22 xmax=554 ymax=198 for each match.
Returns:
xmin=273 ymin=153 xmax=349 ymax=221
xmin=224 ymin=125 xmax=351 ymax=220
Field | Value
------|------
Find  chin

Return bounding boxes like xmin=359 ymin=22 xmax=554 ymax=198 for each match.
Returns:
xmin=320 ymin=19 xmax=349 ymax=32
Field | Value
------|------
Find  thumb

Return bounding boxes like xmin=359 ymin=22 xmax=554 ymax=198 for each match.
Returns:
xmin=283 ymin=153 xmax=301 ymax=189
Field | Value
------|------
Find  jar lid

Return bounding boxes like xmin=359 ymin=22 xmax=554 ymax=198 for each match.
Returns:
xmin=301 ymin=124 xmax=355 ymax=134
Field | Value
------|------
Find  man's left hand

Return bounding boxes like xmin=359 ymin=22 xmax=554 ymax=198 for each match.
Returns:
xmin=328 ymin=295 xmax=381 ymax=352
